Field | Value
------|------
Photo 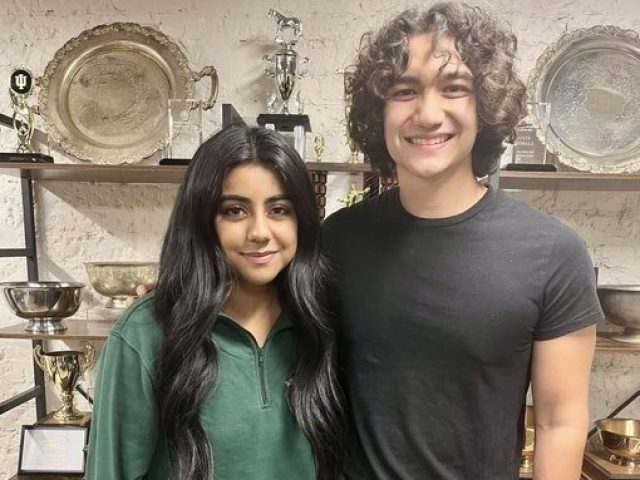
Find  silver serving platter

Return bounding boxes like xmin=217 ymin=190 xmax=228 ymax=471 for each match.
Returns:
xmin=38 ymin=23 xmax=218 ymax=164
xmin=528 ymin=25 xmax=640 ymax=173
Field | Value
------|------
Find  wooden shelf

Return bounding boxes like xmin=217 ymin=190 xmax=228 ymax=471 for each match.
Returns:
xmin=0 ymin=321 xmax=111 ymax=341
xmin=0 ymin=161 xmax=370 ymax=182
xmin=304 ymin=161 xmax=371 ymax=173
xmin=0 ymin=162 xmax=186 ymax=183
xmin=0 ymin=321 xmax=633 ymax=350
xmin=498 ymin=170 xmax=640 ymax=191
xmin=1 ymin=161 xmax=640 ymax=190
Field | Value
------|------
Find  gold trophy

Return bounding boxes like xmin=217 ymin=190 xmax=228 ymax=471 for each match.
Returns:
xmin=521 ymin=405 xmax=535 ymax=472
xmin=33 ymin=345 xmax=94 ymax=425
xmin=338 ymin=184 xmax=371 ymax=207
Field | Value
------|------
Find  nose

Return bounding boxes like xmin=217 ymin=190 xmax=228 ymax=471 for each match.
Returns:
xmin=247 ymin=214 xmax=270 ymax=243
xmin=412 ymin=91 xmax=445 ymax=128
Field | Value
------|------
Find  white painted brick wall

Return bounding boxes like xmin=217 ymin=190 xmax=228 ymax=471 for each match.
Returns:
xmin=1 ymin=0 xmax=640 ymax=477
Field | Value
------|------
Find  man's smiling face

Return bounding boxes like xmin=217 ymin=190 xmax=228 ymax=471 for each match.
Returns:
xmin=384 ymin=32 xmax=478 ymax=184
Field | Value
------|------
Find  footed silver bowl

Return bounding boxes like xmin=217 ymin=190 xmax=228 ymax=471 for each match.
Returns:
xmin=84 ymin=262 xmax=159 ymax=308
xmin=1 ymin=281 xmax=85 ymax=332
xmin=598 ymin=285 xmax=640 ymax=343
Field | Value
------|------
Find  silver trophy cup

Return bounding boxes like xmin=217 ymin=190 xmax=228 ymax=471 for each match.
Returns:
xmin=263 ymin=9 xmax=309 ymax=114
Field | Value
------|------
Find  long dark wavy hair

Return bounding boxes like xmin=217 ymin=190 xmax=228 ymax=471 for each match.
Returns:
xmin=348 ymin=1 xmax=526 ymax=178
xmin=154 ymin=125 xmax=345 ymax=479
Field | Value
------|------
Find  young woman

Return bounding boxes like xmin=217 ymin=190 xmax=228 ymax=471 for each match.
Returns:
xmin=86 ymin=125 xmax=345 ymax=480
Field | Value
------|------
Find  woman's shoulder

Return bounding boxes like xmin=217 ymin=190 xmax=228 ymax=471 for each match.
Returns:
xmin=108 ymin=293 xmax=165 ymax=361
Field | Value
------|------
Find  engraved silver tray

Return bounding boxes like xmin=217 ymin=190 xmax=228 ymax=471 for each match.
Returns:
xmin=37 ymin=23 xmax=218 ymax=164
xmin=528 ymin=25 xmax=640 ymax=173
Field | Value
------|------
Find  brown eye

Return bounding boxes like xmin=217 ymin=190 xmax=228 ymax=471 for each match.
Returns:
xmin=270 ymin=204 xmax=293 ymax=217
xmin=443 ymin=84 xmax=472 ymax=97
xmin=388 ymin=87 xmax=417 ymax=101
xmin=221 ymin=206 xmax=247 ymax=218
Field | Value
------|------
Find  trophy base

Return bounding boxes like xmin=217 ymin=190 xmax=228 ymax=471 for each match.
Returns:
xmin=38 ymin=410 xmax=91 ymax=427
xmin=0 ymin=152 xmax=53 ymax=163
xmin=257 ymin=114 xmax=311 ymax=160
xmin=24 ymin=318 xmax=67 ymax=333
xmin=104 ymin=296 xmax=129 ymax=309
xmin=159 ymin=157 xmax=190 ymax=165
xmin=257 ymin=114 xmax=311 ymax=132
xmin=503 ymin=163 xmax=557 ymax=172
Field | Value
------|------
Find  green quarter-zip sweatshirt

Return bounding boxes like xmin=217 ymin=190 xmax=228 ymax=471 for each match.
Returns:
xmin=86 ymin=294 xmax=315 ymax=480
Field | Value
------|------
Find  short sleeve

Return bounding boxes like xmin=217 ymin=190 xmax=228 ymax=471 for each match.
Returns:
xmin=535 ymin=227 xmax=604 ymax=340
xmin=85 ymin=332 xmax=159 ymax=479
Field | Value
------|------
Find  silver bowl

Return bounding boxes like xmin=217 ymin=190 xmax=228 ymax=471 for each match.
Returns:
xmin=84 ymin=262 xmax=159 ymax=308
xmin=0 ymin=281 xmax=85 ymax=333
xmin=598 ymin=285 xmax=640 ymax=343
xmin=596 ymin=418 xmax=640 ymax=469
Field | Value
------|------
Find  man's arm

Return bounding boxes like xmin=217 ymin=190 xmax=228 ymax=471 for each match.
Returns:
xmin=530 ymin=324 xmax=596 ymax=480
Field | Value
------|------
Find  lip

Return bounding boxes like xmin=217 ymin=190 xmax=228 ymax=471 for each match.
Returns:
xmin=242 ymin=251 xmax=277 ymax=265
xmin=404 ymin=133 xmax=453 ymax=150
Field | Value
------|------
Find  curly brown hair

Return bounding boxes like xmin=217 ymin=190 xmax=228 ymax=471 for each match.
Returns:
xmin=348 ymin=1 xmax=526 ymax=178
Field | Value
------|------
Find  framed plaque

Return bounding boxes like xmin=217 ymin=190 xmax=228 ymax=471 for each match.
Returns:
xmin=18 ymin=425 xmax=88 ymax=475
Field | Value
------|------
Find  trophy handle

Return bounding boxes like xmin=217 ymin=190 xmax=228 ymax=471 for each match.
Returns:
xmin=33 ymin=345 xmax=49 ymax=378
xmin=32 ymin=76 xmax=42 ymax=115
xmin=79 ymin=344 xmax=95 ymax=375
xmin=262 ymin=55 xmax=276 ymax=77
xmin=192 ymin=66 xmax=218 ymax=111
xmin=297 ymin=57 xmax=310 ymax=78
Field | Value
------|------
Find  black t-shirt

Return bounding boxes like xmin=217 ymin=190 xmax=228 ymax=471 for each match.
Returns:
xmin=321 ymin=186 xmax=603 ymax=480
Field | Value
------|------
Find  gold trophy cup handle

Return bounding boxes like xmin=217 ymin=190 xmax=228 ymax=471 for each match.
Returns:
xmin=33 ymin=345 xmax=50 ymax=380
xmin=79 ymin=344 xmax=95 ymax=375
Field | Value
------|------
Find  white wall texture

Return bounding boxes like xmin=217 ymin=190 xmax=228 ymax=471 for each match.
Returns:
xmin=1 ymin=0 xmax=639 ymax=476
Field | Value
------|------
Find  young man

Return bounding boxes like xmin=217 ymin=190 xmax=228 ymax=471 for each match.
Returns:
xmin=322 ymin=2 xmax=602 ymax=479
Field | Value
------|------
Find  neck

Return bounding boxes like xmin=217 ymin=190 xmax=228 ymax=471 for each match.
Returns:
xmin=222 ymin=282 xmax=281 ymax=346
xmin=397 ymin=167 xmax=487 ymax=219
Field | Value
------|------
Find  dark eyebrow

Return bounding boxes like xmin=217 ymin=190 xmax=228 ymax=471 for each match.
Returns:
xmin=393 ymin=70 xmax=473 ymax=86
xmin=439 ymin=71 xmax=473 ymax=82
xmin=219 ymin=194 xmax=291 ymax=203
xmin=393 ymin=75 xmax=420 ymax=85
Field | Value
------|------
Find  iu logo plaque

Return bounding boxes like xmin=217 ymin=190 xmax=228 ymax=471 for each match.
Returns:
xmin=10 ymin=69 xmax=34 ymax=96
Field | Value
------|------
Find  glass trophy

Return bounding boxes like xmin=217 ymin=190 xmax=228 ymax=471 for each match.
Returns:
xmin=506 ymin=102 xmax=555 ymax=171
xmin=162 ymin=99 xmax=203 ymax=164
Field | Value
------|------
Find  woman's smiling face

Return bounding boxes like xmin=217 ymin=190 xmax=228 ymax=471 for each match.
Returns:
xmin=215 ymin=164 xmax=298 ymax=291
